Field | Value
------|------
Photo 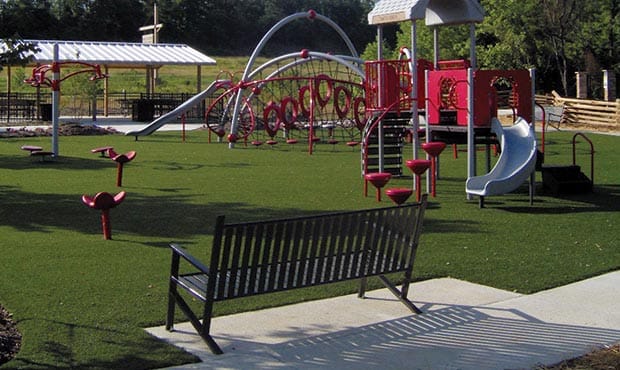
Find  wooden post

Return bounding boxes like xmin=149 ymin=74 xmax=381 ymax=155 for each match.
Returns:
xmin=603 ymin=70 xmax=616 ymax=101
xmin=575 ymin=72 xmax=588 ymax=99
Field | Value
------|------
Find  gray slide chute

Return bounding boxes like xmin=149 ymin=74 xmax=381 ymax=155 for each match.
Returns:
xmin=466 ymin=117 xmax=537 ymax=205
xmin=125 ymin=80 xmax=226 ymax=137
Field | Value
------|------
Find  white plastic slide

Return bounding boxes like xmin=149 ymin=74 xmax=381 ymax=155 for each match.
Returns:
xmin=465 ymin=117 xmax=537 ymax=201
xmin=125 ymin=80 xmax=225 ymax=137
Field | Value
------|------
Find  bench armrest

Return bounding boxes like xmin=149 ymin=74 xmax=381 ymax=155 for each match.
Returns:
xmin=169 ymin=243 xmax=211 ymax=275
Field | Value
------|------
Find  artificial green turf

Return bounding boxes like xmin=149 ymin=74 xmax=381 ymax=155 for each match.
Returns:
xmin=1 ymin=128 xmax=618 ymax=369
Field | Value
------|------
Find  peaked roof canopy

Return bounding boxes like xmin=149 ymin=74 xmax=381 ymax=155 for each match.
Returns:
xmin=368 ymin=0 xmax=485 ymax=26
xmin=3 ymin=40 xmax=216 ymax=68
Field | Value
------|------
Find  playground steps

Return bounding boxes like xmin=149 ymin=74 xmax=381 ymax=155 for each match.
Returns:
xmin=363 ymin=113 xmax=411 ymax=176
xmin=541 ymin=164 xmax=592 ymax=195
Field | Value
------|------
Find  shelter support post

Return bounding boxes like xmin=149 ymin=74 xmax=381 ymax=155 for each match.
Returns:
xmin=103 ymin=65 xmax=109 ymax=116
xmin=52 ymin=44 xmax=60 ymax=157
xmin=196 ymin=65 xmax=202 ymax=93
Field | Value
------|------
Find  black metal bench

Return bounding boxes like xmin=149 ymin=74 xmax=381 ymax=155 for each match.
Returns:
xmin=166 ymin=195 xmax=428 ymax=354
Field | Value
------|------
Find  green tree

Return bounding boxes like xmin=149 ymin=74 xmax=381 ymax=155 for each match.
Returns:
xmin=477 ymin=0 xmax=538 ymax=69
xmin=387 ymin=20 xmax=473 ymax=62
xmin=538 ymin=0 xmax=583 ymax=95
xmin=0 ymin=0 xmax=56 ymax=39
xmin=0 ymin=37 xmax=39 ymax=71
xmin=362 ymin=0 xmax=620 ymax=95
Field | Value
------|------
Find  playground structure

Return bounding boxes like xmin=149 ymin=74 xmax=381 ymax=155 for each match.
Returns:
xmin=127 ymin=10 xmax=368 ymax=154
xmin=128 ymin=1 xmax=544 ymax=203
xmin=362 ymin=0 xmax=537 ymax=204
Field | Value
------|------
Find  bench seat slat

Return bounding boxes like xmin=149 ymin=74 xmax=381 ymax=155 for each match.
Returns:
xmin=178 ymin=250 xmax=412 ymax=301
xmin=266 ymin=222 xmax=284 ymax=292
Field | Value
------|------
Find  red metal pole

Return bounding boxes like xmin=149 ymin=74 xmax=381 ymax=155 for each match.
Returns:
xmin=430 ymin=157 xmax=437 ymax=197
xmin=116 ymin=163 xmax=124 ymax=187
xmin=415 ymin=175 xmax=421 ymax=202
xmin=308 ymin=78 xmax=315 ymax=155
xmin=101 ymin=209 xmax=111 ymax=240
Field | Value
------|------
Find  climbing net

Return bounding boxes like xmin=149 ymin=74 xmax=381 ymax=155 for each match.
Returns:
xmin=205 ymin=52 xmax=366 ymax=148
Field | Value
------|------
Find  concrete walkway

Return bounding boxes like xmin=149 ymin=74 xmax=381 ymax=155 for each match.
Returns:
xmin=146 ymin=271 xmax=620 ymax=370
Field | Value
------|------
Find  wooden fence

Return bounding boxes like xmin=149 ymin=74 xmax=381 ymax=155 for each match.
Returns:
xmin=535 ymin=91 xmax=619 ymax=132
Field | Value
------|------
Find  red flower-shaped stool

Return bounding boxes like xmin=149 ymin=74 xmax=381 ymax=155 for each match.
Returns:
xmin=364 ymin=172 xmax=392 ymax=202
xmin=405 ymin=159 xmax=432 ymax=202
xmin=81 ymin=191 xmax=126 ymax=240
xmin=385 ymin=188 xmax=413 ymax=205
xmin=108 ymin=149 xmax=136 ymax=187
xmin=421 ymin=142 xmax=446 ymax=197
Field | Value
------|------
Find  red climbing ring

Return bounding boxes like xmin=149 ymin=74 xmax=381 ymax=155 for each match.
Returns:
xmin=314 ymin=74 xmax=333 ymax=108
xmin=237 ymin=97 xmax=256 ymax=141
xmin=298 ymin=85 xmax=312 ymax=118
xmin=353 ymin=96 xmax=366 ymax=130
xmin=263 ymin=101 xmax=281 ymax=138
xmin=205 ymin=90 xmax=231 ymax=138
xmin=333 ymin=85 xmax=352 ymax=119
xmin=279 ymin=96 xmax=298 ymax=129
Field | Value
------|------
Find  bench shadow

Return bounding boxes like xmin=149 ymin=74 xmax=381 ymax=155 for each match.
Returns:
xmin=210 ymin=303 xmax=620 ymax=370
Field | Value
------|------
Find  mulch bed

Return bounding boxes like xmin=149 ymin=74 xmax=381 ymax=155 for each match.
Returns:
xmin=0 ymin=122 xmax=121 ymax=138
xmin=0 ymin=304 xmax=21 ymax=365
xmin=538 ymin=343 xmax=620 ymax=369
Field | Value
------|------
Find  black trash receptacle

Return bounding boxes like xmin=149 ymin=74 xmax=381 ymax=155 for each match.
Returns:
xmin=132 ymin=100 xmax=154 ymax=122
xmin=40 ymin=103 xmax=52 ymax=121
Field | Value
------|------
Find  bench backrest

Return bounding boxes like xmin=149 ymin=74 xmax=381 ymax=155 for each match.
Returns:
xmin=207 ymin=196 xmax=427 ymax=301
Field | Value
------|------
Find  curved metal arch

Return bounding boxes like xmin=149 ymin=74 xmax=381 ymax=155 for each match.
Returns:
xmin=228 ymin=10 xmax=360 ymax=146
xmin=242 ymin=10 xmax=359 ymax=82
xmin=249 ymin=51 xmax=365 ymax=82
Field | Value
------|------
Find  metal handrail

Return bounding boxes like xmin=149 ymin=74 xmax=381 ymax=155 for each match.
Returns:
xmin=535 ymin=102 xmax=546 ymax=153
xmin=572 ymin=132 xmax=594 ymax=184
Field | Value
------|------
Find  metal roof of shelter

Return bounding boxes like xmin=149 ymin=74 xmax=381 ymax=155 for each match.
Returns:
xmin=368 ymin=0 xmax=485 ymax=26
xmin=7 ymin=40 xmax=216 ymax=67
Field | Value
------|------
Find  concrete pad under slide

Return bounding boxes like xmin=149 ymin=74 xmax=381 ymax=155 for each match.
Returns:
xmin=147 ymin=272 xmax=620 ymax=370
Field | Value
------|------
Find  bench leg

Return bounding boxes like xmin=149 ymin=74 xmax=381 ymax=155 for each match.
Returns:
xmin=168 ymin=291 xmax=224 ymax=355
xmin=165 ymin=287 xmax=177 ymax=331
xmin=378 ymin=275 xmax=422 ymax=314
xmin=357 ymin=277 xmax=367 ymax=298
xmin=166 ymin=253 xmax=180 ymax=331
xmin=166 ymin=252 xmax=224 ymax=355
